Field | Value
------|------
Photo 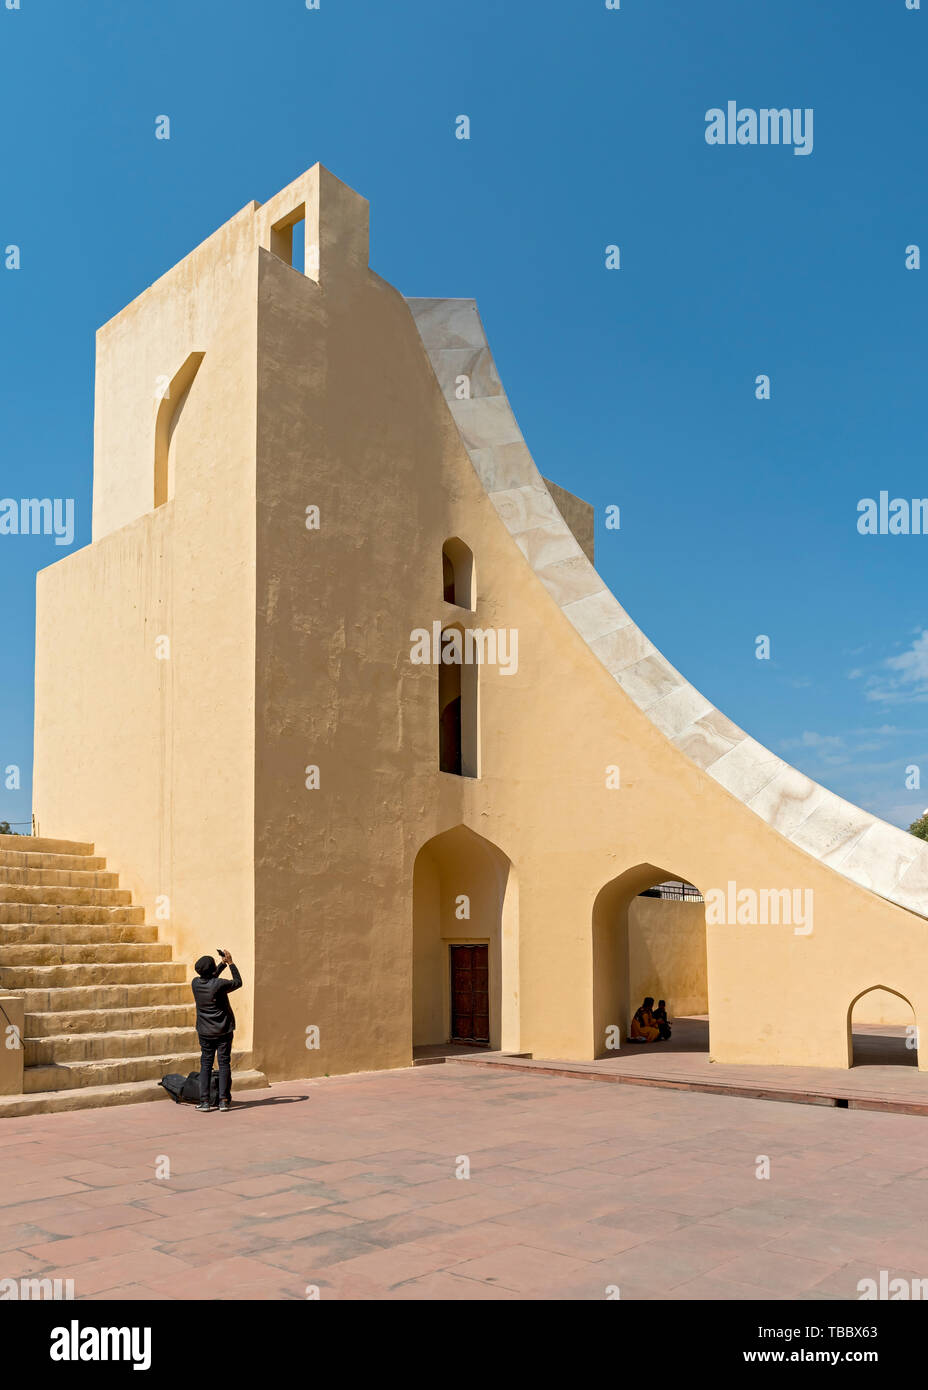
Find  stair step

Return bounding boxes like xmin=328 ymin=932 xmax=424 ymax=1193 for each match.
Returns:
xmin=15 ymin=981 xmax=192 ymax=1012
xmin=23 ymin=1049 xmax=254 ymax=1093
xmin=0 ymin=904 xmax=143 ymax=925
xmin=25 ymin=1026 xmax=199 ymax=1064
xmin=0 ymin=850 xmax=107 ymax=872
xmin=0 ymin=885 xmax=131 ymax=907
xmin=0 ymin=923 xmax=159 ymax=946
xmin=0 ymin=943 xmax=173 ymax=966
xmin=0 ymin=867 xmax=119 ymax=889
xmin=0 ymin=1070 xmax=269 ymax=1117
xmin=0 ymin=962 xmax=186 ymax=990
xmin=25 ymin=1003 xmax=196 ymax=1035
xmin=0 ymin=834 xmax=95 ymax=856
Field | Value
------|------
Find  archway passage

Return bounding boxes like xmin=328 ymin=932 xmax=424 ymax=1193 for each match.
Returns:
xmin=848 ymin=987 xmax=918 ymax=1068
xmin=412 ymin=825 xmax=518 ymax=1060
xmin=593 ymin=864 xmax=708 ymax=1061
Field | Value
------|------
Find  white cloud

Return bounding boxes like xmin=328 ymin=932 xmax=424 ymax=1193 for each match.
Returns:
xmin=780 ymin=731 xmax=844 ymax=751
xmin=865 ymin=630 xmax=928 ymax=705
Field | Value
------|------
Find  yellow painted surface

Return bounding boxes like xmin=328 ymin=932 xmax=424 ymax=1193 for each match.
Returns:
xmin=31 ymin=165 xmax=928 ymax=1083
xmin=628 ymin=897 xmax=708 ymax=1018
xmin=0 ymin=997 xmax=24 ymax=1095
xmin=852 ymin=987 xmax=913 ymax=1027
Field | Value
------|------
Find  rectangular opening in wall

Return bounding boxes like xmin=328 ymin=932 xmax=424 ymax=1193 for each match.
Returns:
xmin=289 ymin=218 xmax=305 ymax=273
xmin=269 ymin=204 xmax=306 ymax=267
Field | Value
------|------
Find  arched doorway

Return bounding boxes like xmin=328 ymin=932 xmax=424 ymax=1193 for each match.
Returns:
xmin=592 ymin=863 xmax=707 ymax=1060
xmin=412 ymin=825 xmax=518 ymax=1057
xmin=848 ymin=986 xmax=918 ymax=1068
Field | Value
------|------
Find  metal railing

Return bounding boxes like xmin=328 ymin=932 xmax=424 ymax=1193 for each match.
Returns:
xmin=639 ymin=881 xmax=704 ymax=902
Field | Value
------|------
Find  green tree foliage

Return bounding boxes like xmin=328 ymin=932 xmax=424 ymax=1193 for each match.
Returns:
xmin=908 ymin=812 xmax=928 ymax=842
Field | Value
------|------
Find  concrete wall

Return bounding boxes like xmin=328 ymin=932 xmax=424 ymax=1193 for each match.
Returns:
xmin=92 ymin=203 xmax=260 ymax=541
xmin=628 ymin=897 xmax=708 ymax=1017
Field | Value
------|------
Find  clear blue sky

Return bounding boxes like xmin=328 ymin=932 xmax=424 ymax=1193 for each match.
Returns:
xmin=1 ymin=0 xmax=926 ymax=831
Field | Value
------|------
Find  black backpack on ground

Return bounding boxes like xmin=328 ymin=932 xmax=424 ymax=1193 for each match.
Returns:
xmin=159 ymin=1071 xmax=220 ymax=1105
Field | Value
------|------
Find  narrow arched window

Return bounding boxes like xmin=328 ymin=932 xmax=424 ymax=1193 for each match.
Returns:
xmin=442 ymin=551 xmax=456 ymax=603
xmin=439 ymin=655 xmax=462 ymax=775
xmin=441 ymin=538 xmax=475 ymax=610
xmin=438 ymin=625 xmax=478 ymax=778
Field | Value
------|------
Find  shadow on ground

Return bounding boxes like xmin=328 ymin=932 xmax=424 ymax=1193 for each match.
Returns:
xmin=226 ymin=1094 xmax=312 ymax=1111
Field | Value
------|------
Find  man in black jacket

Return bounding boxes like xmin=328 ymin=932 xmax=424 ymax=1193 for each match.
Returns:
xmin=191 ymin=948 xmax=242 ymax=1112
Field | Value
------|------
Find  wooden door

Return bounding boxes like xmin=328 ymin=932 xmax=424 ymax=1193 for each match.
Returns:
xmin=450 ymin=944 xmax=489 ymax=1045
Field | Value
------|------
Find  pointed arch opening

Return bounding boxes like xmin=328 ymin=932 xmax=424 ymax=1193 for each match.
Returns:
xmin=412 ymin=825 xmax=518 ymax=1058
xmin=847 ymin=986 xmax=918 ymax=1068
xmin=592 ymin=864 xmax=707 ymax=1060
xmin=442 ymin=537 xmax=475 ymax=610
xmin=154 ymin=351 xmax=205 ymax=509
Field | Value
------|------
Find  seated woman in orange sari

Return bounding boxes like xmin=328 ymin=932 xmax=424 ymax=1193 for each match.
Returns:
xmin=629 ymin=996 xmax=660 ymax=1043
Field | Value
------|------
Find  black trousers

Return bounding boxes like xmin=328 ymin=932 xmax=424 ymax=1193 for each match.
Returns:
xmin=198 ymin=1032 xmax=233 ymax=1103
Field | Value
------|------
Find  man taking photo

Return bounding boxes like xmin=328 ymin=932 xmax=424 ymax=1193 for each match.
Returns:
xmin=191 ymin=948 xmax=242 ymax=1112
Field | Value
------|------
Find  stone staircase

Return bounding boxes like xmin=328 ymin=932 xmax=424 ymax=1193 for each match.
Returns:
xmin=0 ymin=833 xmax=268 ymax=1116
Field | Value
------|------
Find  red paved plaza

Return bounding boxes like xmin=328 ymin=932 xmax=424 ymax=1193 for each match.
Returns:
xmin=1 ymin=1063 xmax=927 ymax=1300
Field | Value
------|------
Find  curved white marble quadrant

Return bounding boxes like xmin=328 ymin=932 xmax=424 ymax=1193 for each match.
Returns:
xmin=406 ymin=295 xmax=928 ymax=921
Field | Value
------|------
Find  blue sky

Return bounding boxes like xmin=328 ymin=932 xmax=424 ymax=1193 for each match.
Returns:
xmin=1 ymin=0 xmax=926 ymax=831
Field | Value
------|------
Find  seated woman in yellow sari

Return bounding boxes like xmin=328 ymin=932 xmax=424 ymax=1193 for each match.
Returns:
xmin=629 ymin=996 xmax=660 ymax=1043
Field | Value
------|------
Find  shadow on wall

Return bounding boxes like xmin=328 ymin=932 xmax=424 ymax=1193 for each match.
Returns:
xmin=154 ymin=351 xmax=205 ymax=508
xmin=629 ymin=891 xmax=708 ymax=1020
xmin=592 ymin=864 xmax=708 ymax=1059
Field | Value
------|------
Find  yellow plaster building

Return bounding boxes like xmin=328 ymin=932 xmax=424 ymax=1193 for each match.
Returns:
xmin=3 ymin=166 xmax=927 ymax=1112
